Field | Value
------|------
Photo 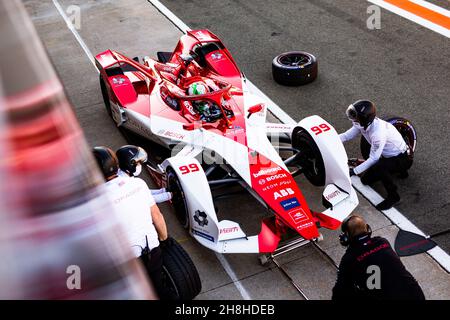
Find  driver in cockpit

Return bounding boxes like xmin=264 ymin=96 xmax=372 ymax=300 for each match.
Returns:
xmin=187 ymin=81 xmax=222 ymax=122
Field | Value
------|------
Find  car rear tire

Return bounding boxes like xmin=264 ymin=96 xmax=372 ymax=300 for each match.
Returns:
xmin=167 ymin=167 xmax=190 ymax=229
xmin=160 ymin=237 xmax=202 ymax=300
xmin=99 ymin=74 xmax=112 ymax=117
xmin=272 ymin=51 xmax=318 ymax=86
xmin=291 ymin=128 xmax=326 ymax=186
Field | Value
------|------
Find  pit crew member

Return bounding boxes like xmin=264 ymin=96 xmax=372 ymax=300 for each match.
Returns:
xmin=332 ymin=215 xmax=425 ymax=300
xmin=339 ymin=100 xmax=410 ymax=210
xmin=116 ymin=145 xmax=172 ymax=204
xmin=93 ymin=146 xmax=169 ymax=299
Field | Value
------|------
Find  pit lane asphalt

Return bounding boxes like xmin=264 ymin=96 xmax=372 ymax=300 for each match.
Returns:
xmin=23 ymin=0 xmax=450 ymax=299
xmin=159 ymin=0 xmax=450 ymax=252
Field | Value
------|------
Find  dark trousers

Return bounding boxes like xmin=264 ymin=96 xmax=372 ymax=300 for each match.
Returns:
xmin=360 ymin=152 xmax=410 ymax=197
xmin=140 ymin=246 xmax=165 ymax=299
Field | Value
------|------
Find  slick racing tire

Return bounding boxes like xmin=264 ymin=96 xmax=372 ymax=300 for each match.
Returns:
xmin=272 ymin=51 xmax=318 ymax=86
xmin=167 ymin=167 xmax=190 ymax=229
xmin=99 ymin=75 xmax=112 ymax=117
xmin=160 ymin=237 xmax=202 ymax=300
xmin=291 ymin=128 xmax=326 ymax=186
xmin=360 ymin=116 xmax=417 ymax=169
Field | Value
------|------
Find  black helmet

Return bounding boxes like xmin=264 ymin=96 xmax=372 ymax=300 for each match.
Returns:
xmin=116 ymin=145 xmax=148 ymax=176
xmin=93 ymin=146 xmax=119 ymax=180
xmin=346 ymin=100 xmax=377 ymax=129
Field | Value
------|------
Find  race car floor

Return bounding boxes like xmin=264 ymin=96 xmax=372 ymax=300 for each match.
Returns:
xmin=24 ymin=0 xmax=450 ymax=299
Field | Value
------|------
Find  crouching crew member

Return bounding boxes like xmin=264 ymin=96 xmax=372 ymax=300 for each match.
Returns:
xmin=332 ymin=215 xmax=425 ymax=300
xmin=340 ymin=100 xmax=411 ymax=210
xmin=93 ymin=146 xmax=169 ymax=299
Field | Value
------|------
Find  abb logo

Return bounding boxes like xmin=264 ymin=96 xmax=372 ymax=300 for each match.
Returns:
xmin=273 ymin=188 xmax=294 ymax=200
xmin=220 ymin=226 xmax=239 ymax=234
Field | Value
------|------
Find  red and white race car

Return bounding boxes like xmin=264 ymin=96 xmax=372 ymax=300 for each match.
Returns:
xmin=96 ymin=29 xmax=359 ymax=254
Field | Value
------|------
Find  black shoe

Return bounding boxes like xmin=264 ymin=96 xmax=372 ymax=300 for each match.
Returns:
xmin=376 ymin=194 xmax=400 ymax=210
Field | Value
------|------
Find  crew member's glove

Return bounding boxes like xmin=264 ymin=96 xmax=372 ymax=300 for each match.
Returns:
xmin=159 ymin=236 xmax=173 ymax=249
xmin=349 ymin=168 xmax=356 ymax=177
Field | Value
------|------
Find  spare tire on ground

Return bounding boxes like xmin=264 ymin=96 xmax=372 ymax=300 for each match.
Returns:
xmin=272 ymin=51 xmax=318 ymax=86
xmin=159 ymin=237 xmax=202 ymax=300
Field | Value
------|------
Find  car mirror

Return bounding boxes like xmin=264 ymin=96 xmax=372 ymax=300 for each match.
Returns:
xmin=247 ymin=104 xmax=263 ymax=118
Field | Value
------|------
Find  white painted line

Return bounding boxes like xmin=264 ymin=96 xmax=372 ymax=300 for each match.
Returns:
xmin=215 ymin=253 xmax=252 ymax=300
xmin=148 ymin=0 xmax=190 ymax=33
xmin=148 ymin=0 xmax=450 ymax=273
xmin=52 ymin=0 xmax=99 ymax=71
xmin=409 ymin=0 xmax=450 ymax=18
xmin=367 ymin=0 xmax=450 ymax=38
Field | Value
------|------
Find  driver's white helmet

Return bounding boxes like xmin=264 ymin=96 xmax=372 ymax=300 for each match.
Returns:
xmin=187 ymin=81 xmax=209 ymax=96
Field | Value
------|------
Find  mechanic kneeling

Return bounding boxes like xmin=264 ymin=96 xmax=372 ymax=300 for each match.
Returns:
xmin=332 ymin=215 xmax=425 ymax=300
xmin=340 ymin=100 xmax=411 ymax=210
xmin=93 ymin=146 xmax=170 ymax=299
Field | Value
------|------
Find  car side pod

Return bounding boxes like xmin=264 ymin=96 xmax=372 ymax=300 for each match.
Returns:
xmin=292 ymin=115 xmax=359 ymax=227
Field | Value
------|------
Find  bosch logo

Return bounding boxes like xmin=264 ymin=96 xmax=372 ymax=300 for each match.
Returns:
xmin=258 ymin=179 xmax=266 ymax=185
xmin=266 ymin=173 xmax=288 ymax=182
xmin=194 ymin=210 xmax=208 ymax=227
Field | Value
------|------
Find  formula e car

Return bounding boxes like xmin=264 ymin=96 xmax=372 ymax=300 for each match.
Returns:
xmin=96 ymin=29 xmax=359 ymax=254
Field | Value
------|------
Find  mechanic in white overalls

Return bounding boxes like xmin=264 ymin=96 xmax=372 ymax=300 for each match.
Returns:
xmin=116 ymin=145 xmax=173 ymax=204
xmin=93 ymin=146 xmax=168 ymax=299
xmin=339 ymin=100 xmax=410 ymax=210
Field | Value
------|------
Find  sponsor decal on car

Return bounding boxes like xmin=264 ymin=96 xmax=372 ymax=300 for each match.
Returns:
xmin=279 ymin=197 xmax=300 ymax=211
xmin=266 ymin=173 xmax=287 ymax=182
xmin=325 ymin=189 xmax=341 ymax=201
xmin=183 ymin=101 xmax=196 ymax=115
xmin=193 ymin=229 xmax=214 ymax=242
xmin=112 ymin=77 xmax=126 ymax=85
xmin=252 ymin=166 xmax=282 ymax=178
xmin=258 ymin=179 xmax=266 ymax=185
xmin=289 ymin=208 xmax=309 ymax=225
xmin=162 ymin=130 xmax=185 ymax=140
xmin=211 ymin=52 xmax=223 ymax=60
xmin=219 ymin=226 xmax=239 ymax=234
xmin=273 ymin=188 xmax=294 ymax=200
xmin=262 ymin=183 xmax=279 ymax=192
xmin=194 ymin=210 xmax=208 ymax=227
